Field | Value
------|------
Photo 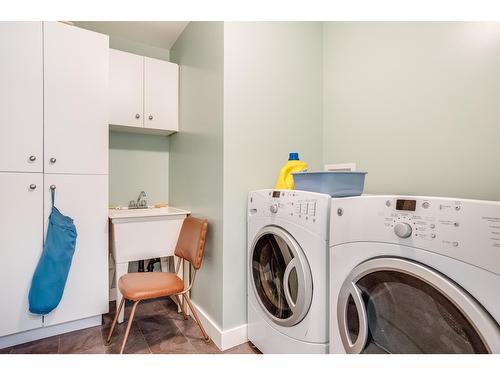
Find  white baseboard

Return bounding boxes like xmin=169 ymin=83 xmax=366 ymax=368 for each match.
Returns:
xmin=0 ymin=315 xmax=102 ymax=349
xmin=191 ymin=301 xmax=248 ymax=351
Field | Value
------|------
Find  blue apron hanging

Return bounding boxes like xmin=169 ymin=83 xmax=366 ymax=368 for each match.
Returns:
xmin=29 ymin=187 xmax=77 ymax=315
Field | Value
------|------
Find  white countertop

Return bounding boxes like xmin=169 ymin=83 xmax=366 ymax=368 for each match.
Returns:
xmin=108 ymin=206 xmax=191 ymax=220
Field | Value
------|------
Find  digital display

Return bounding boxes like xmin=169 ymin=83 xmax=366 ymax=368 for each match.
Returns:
xmin=396 ymin=199 xmax=416 ymax=211
xmin=272 ymin=191 xmax=280 ymax=198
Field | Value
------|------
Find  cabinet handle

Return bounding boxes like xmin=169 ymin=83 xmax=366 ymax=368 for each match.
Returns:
xmin=135 ymin=114 xmax=140 ymax=119
xmin=29 ymin=155 xmax=36 ymax=162
xmin=29 ymin=184 xmax=37 ymax=190
xmin=50 ymin=185 xmax=56 ymax=190
xmin=50 ymin=157 xmax=56 ymax=164
xmin=148 ymin=115 xmax=153 ymax=120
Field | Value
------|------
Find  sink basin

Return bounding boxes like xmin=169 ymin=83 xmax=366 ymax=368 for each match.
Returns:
xmin=109 ymin=206 xmax=190 ymax=221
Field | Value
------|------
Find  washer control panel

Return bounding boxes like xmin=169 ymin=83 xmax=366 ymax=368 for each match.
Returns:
xmin=331 ymin=195 xmax=500 ymax=275
xmin=248 ymin=189 xmax=331 ymax=238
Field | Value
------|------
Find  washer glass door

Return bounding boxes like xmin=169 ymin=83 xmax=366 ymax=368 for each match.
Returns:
xmin=251 ymin=226 xmax=313 ymax=327
xmin=338 ymin=258 xmax=496 ymax=354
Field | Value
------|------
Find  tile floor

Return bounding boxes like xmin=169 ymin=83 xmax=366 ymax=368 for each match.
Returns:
xmin=1 ymin=298 xmax=261 ymax=354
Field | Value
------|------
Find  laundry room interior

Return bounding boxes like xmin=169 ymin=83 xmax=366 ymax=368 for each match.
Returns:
xmin=1 ymin=2 xmax=500 ymax=366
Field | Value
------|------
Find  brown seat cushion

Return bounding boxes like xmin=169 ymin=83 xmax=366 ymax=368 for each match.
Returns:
xmin=118 ymin=272 xmax=184 ymax=301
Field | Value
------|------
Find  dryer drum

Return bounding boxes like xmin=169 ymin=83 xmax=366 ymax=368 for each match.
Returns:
xmin=338 ymin=257 xmax=497 ymax=354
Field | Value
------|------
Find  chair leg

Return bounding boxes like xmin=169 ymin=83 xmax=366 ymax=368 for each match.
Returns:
xmin=120 ymin=300 xmax=140 ymax=354
xmin=173 ymin=295 xmax=188 ymax=320
xmin=105 ymin=297 xmax=125 ymax=345
xmin=183 ymin=294 xmax=210 ymax=342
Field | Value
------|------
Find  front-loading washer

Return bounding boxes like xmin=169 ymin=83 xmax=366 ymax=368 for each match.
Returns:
xmin=329 ymin=195 xmax=500 ymax=353
xmin=247 ymin=189 xmax=331 ymax=353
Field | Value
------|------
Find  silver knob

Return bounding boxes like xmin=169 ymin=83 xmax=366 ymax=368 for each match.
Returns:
xmin=394 ymin=222 xmax=412 ymax=238
xmin=50 ymin=185 xmax=56 ymax=190
xmin=270 ymin=204 xmax=278 ymax=214
xmin=148 ymin=115 xmax=153 ymax=120
xmin=50 ymin=157 xmax=56 ymax=164
xmin=29 ymin=184 xmax=36 ymax=190
xmin=135 ymin=114 xmax=140 ymax=119
xmin=29 ymin=155 xmax=36 ymax=162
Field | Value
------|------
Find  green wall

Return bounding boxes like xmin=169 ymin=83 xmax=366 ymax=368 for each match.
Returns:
xmin=323 ymin=22 xmax=500 ymax=200
xmin=109 ymin=131 xmax=170 ymax=207
xmin=169 ymin=22 xmax=225 ymax=327
xmin=222 ymin=22 xmax=324 ymax=329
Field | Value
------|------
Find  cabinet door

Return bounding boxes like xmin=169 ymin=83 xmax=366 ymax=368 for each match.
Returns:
xmin=109 ymin=49 xmax=144 ymax=128
xmin=144 ymin=58 xmax=179 ymax=132
xmin=0 ymin=22 xmax=43 ymax=173
xmin=43 ymin=174 xmax=108 ymax=326
xmin=0 ymin=173 xmax=43 ymax=336
xmin=44 ymin=22 xmax=109 ymax=175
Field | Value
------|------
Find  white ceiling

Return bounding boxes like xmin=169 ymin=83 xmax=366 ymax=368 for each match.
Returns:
xmin=73 ymin=21 xmax=189 ymax=50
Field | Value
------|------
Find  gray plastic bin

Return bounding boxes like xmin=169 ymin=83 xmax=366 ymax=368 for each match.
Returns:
xmin=292 ymin=171 xmax=367 ymax=197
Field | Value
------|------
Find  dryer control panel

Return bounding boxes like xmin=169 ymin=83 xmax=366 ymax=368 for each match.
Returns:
xmin=331 ymin=195 xmax=500 ymax=275
xmin=248 ymin=189 xmax=331 ymax=240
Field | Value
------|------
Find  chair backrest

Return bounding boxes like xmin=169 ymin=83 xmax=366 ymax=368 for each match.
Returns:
xmin=174 ymin=217 xmax=208 ymax=270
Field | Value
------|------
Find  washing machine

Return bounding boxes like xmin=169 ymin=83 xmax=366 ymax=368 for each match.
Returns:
xmin=329 ymin=195 xmax=500 ymax=354
xmin=247 ymin=189 xmax=331 ymax=353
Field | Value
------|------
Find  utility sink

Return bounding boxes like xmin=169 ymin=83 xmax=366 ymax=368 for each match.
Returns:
xmin=109 ymin=206 xmax=191 ymax=263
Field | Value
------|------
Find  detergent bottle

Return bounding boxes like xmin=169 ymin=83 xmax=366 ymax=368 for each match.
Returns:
xmin=275 ymin=153 xmax=308 ymax=190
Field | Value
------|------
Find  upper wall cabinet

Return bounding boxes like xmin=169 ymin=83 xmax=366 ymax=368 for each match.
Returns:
xmin=109 ymin=49 xmax=143 ymax=128
xmin=0 ymin=22 xmax=43 ymax=173
xmin=109 ymin=49 xmax=179 ymax=135
xmin=44 ymin=22 xmax=109 ymax=175
xmin=144 ymin=57 xmax=179 ymax=132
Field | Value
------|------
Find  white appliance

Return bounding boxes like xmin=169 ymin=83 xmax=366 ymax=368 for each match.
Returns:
xmin=329 ymin=195 xmax=500 ymax=354
xmin=247 ymin=189 xmax=331 ymax=353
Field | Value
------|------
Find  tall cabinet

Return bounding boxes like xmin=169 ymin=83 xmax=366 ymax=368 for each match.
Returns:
xmin=0 ymin=22 xmax=109 ymax=344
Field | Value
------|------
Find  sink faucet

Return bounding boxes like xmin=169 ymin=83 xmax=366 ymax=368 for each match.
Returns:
xmin=129 ymin=191 xmax=148 ymax=209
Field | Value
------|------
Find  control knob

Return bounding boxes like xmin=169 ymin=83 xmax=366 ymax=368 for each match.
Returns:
xmin=394 ymin=222 xmax=412 ymax=238
xmin=270 ymin=204 xmax=278 ymax=214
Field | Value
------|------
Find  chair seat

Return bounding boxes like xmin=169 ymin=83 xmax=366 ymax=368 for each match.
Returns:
xmin=118 ymin=272 xmax=184 ymax=301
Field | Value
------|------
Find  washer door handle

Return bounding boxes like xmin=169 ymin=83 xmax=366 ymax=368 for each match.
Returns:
xmin=283 ymin=258 xmax=298 ymax=311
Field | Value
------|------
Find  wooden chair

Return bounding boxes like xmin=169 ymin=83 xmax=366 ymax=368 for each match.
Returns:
xmin=105 ymin=217 xmax=209 ymax=354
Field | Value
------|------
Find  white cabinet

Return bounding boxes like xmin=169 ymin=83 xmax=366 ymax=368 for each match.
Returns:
xmin=43 ymin=175 xmax=108 ymax=326
xmin=109 ymin=48 xmax=178 ymax=135
xmin=144 ymin=57 xmax=179 ymax=132
xmin=0 ymin=22 xmax=109 ymax=347
xmin=0 ymin=173 xmax=44 ymax=336
xmin=0 ymin=22 xmax=43 ymax=173
xmin=44 ymin=22 xmax=109 ymax=175
xmin=109 ymin=49 xmax=144 ymax=128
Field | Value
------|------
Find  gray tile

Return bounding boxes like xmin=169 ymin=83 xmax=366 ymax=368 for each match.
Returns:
xmin=10 ymin=336 xmax=59 ymax=354
xmin=224 ymin=342 xmax=261 ymax=354
xmin=144 ymin=329 xmax=198 ymax=354
xmin=102 ymin=321 xmax=150 ymax=354
xmin=173 ymin=316 xmax=219 ymax=353
xmin=59 ymin=326 xmax=105 ymax=354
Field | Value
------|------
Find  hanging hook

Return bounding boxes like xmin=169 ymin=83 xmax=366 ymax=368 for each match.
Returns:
xmin=50 ymin=185 xmax=56 ymax=190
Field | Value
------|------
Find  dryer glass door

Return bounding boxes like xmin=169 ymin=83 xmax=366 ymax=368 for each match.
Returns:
xmin=251 ymin=226 xmax=313 ymax=327
xmin=338 ymin=258 xmax=497 ymax=354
